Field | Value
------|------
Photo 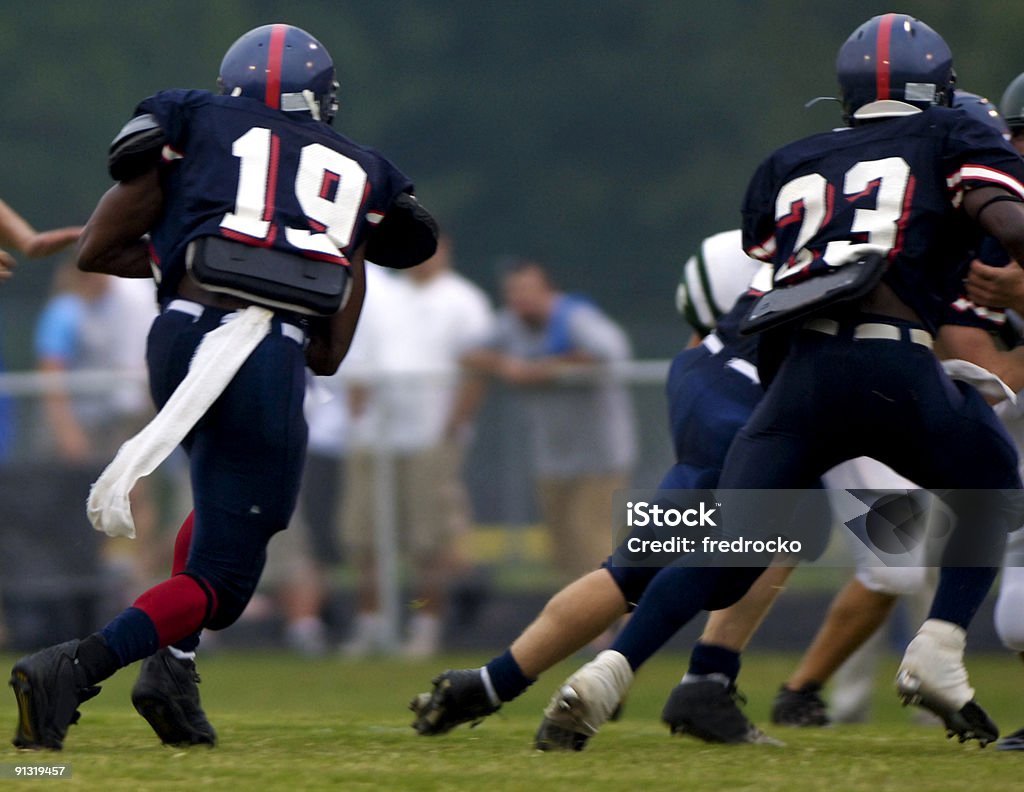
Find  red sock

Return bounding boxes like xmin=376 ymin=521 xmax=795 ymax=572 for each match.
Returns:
xmin=133 ymin=574 xmax=210 ymax=647
xmin=172 ymin=511 xmax=195 ymax=576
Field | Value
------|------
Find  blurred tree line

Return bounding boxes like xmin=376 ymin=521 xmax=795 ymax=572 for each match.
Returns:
xmin=1 ymin=0 xmax=1022 ymax=362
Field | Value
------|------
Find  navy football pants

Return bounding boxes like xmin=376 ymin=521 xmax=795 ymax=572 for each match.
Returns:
xmin=608 ymin=320 xmax=1021 ymax=671
xmin=604 ymin=342 xmax=765 ymax=605
xmin=147 ymin=306 xmax=308 ymax=631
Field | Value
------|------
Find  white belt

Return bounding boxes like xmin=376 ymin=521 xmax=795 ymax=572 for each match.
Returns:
xmin=802 ymin=318 xmax=933 ymax=349
xmin=167 ymin=299 xmax=305 ymax=345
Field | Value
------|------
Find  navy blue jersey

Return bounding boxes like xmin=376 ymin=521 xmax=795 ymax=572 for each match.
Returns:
xmin=138 ymin=89 xmax=413 ymax=303
xmin=742 ymin=106 xmax=1024 ymax=333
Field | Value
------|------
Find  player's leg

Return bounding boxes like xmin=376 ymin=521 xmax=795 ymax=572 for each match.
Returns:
xmin=994 ymin=528 xmax=1024 ymax=749
xmin=9 ymin=309 xmax=208 ymax=750
xmin=131 ymin=317 xmax=307 ymax=746
xmin=533 ymin=348 xmax=808 ymax=750
xmin=11 ymin=313 xmax=310 ymax=750
xmin=410 ymin=568 xmax=634 ymax=736
xmin=128 ymin=509 xmax=219 ymax=745
xmin=411 ymin=460 xmax=700 ymax=736
xmin=660 ymin=564 xmax=793 ymax=744
xmin=772 ymin=576 xmax=897 ymax=726
xmin=871 ymin=353 xmax=1020 ymax=745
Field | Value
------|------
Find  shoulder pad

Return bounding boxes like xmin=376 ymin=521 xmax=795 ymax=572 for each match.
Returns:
xmin=108 ymin=113 xmax=166 ymax=181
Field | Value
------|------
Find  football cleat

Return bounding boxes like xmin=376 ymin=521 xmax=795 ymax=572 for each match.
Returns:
xmin=410 ymin=669 xmax=500 ymax=735
xmin=996 ymin=726 xmax=1024 ymax=751
xmin=131 ymin=649 xmax=217 ymax=747
xmin=895 ymin=619 xmax=998 ymax=747
xmin=9 ymin=639 xmax=102 ymax=751
xmin=663 ymin=680 xmax=783 ymax=745
xmin=771 ymin=682 xmax=831 ymax=727
xmin=534 ymin=650 xmax=633 ymax=752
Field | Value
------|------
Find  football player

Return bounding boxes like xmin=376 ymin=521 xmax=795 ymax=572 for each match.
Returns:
xmin=532 ymin=13 xmax=1024 ymax=751
xmin=411 ymin=231 xmax=790 ymax=745
xmin=769 ymin=90 xmax=1024 ymax=733
xmin=9 ymin=23 xmax=437 ymax=750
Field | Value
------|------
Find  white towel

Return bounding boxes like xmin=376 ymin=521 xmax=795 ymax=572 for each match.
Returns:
xmin=940 ymin=358 xmax=1017 ymax=405
xmin=88 ymin=305 xmax=274 ymax=538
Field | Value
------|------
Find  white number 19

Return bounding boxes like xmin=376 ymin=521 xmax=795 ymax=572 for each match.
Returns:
xmin=220 ymin=127 xmax=368 ymax=261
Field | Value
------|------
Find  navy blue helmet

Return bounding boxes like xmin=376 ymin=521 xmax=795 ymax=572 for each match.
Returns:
xmin=953 ymin=90 xmax=1010 ymax=140
xmin=836 ymin=13 xmax=955 ymax=124
xmin=218 ymin=23 xmax=339 ymax=124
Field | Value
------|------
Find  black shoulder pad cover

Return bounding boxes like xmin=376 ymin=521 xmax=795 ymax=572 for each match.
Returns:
xmin=108 ymin=113 xmax=166 ymax=181
xmin=365 ymin=192 xmax=439 ymax=269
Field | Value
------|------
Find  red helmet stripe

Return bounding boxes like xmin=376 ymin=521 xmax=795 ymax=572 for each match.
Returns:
xmin=875 ymin=13 xmax=895 ymax=100
xmin=265 ymin=23 xmax=287 ymax=109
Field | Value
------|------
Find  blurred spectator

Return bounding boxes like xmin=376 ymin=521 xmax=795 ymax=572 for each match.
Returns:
xmin=341 ymin=236 xmax=494 ymax=657
xmin=33 ymin=263 xmax=158 ymax=593
xmin=261 ymin=372 xmax=350 ymax=656
xmin=466 ymin=258 xmax=636 ymax=580
xmin=4 ymin=263 xmax=154 ymax=648
xmin=0 ymin=203 xmax=81 ymax=649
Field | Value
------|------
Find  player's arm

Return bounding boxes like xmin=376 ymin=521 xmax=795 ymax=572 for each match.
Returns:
xmin=78 ymin=112 xmax=168 ymax=278
xmin=305 ymin=242 xmax=368 ymax=376
xmin=936 ymin=323 xmax=1024 ymax=395
xmin=77 ymin=168 xmax=163 ymax=278
xmin=964 ymin=186 xmax=1024 ymax=269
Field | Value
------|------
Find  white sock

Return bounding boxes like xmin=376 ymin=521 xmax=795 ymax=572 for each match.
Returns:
xmin=680 ymin=672 xmax=730 ymax=687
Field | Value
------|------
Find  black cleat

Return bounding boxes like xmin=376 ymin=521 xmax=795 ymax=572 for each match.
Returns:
xmin=662 ymin=681 xmax=783 ymax=745
xmin=410 ymin=669 xmax=499 ymax=735
xmin=896 ymin=670 xmax=998 ymax=747
xmin=9 ymin=639 xmax=102 ymax=751
xmin=997 ymin=726 xmax=1024 ymax=751
xmin=771 ymin=682 xmax=831 ymax=727
xmin=131 ymin=649 xmax=217 ymax=747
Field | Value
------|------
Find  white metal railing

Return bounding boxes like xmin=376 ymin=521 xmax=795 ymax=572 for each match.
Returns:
xmin=0 ymin=361 xmax=674 ymax=653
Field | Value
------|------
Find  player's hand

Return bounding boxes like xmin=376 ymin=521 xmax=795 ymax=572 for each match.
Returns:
xmin=965 ymin=259 xmax=1024 ymax=312
xmin=0 ymin=249 xmax=15 ymax=282
xmin=24 ymin=226 xmax=84 ymax=258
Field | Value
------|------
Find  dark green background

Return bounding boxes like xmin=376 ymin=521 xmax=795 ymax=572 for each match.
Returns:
xmin=2 ymin=1 xmax=1022 ymax=362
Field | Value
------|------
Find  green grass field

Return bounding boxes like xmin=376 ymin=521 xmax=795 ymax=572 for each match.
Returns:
xmin=2 ymin=650 xmax=1022 ymax=790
